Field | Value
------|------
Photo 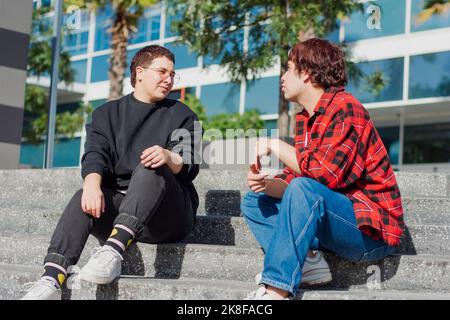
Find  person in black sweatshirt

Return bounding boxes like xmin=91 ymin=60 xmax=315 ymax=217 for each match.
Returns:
xmin=22 ymin=45 xmax=202 ymax=300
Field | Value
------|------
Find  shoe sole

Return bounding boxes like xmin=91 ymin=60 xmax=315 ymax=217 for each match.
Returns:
xmin=300 ymin=271 xmax=333 ymax=287
xmin=78 ymin=271 xmax=120 ymax=285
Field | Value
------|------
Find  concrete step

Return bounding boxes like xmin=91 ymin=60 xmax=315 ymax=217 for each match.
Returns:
xmin=1 ymin=185 xmax=449 ymax=224
xmin=0 ymin=169 xmax=449 ymax=199
xmin=1 ymin=263 xmax=449 ymax=300
xmin=0 ymin=233 xmax=449 ymax=293
xmin=0 ymin=206 xmax=448 ymax=256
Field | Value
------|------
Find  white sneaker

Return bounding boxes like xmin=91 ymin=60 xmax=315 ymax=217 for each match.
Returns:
xmin=254 ymin=251 xmax=332 ymax=287
xmin=301 ymin=251 xmax=332 ymax=286
xmin=78 ymin=245 xmax=123 ymax=284
xmin=245 ymin=285 xmax=290 ymax=300
xmin=21 ymin=277 xmax=62 ymax=300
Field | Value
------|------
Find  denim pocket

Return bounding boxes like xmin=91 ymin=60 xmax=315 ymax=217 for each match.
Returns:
xmin=357 ymin=245 xmax=396 ymax=263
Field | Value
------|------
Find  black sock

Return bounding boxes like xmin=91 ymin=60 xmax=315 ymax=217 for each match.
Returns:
xmin=104 ymin=224 xmax=135 ymax=254
xmin=42 ymin=262 xmax=67 ymax=289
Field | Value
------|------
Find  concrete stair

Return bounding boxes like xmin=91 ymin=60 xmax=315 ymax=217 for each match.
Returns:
xmin=0 ymin=169 xmax=449 ymax=300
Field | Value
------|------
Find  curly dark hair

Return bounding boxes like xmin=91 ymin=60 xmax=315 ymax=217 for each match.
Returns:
xmin=130 ymin=45 xmax=175 ymax=88
xmin=288 ymin=38 xmax=347 ymax=89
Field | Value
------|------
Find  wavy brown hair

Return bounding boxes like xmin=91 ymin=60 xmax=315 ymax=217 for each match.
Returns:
xmin=288 ymin=38 xmax=347 ymax=89
xmin=130 ymin=45 xmax=175 ymax=88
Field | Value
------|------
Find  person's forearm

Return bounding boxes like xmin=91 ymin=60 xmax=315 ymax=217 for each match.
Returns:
xmin=166 ymin=150 xmax=184 ymax=175
xmin=84 ymin=172 xmax=102 ymax=187
xmin=270 ymin=138 xmax=301 ymax=174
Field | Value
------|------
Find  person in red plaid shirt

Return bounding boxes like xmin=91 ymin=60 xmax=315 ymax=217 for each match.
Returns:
xmin=243 ymin=38 xmax=404 ymax=300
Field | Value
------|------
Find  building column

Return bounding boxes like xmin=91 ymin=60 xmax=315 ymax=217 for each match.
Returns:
xmin=0 ymin=0 xmax=34 ymax=169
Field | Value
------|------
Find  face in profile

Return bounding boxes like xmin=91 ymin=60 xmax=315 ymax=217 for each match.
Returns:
xmin=281 ymin=60 xmax=306 ymax=102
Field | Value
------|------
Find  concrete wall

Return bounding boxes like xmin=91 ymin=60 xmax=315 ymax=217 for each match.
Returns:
xmin=0 ymin=0 xmax=33 ymax=169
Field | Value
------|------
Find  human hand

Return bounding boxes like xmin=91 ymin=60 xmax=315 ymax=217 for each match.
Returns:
xmin=141 ymin=145 xmax=171 ymax=168
xmin=81 ymin=181 xmax=105 ymax=218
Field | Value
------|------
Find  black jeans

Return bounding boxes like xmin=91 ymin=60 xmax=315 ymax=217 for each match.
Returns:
xmin=45 ymin=164 xmax=196 ymax=269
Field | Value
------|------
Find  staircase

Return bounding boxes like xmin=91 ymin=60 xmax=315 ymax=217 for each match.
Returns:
xmin=0 ymin=169 xmax=449 ymax=300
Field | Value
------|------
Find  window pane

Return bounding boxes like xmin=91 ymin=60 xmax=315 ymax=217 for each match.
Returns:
xmin=409 ymin=51 xmax=450 ymax=99
xmin=125 ymin=48 xmax=140 ymax=78
xmin=344 ymin=0 xmax=406 ymax=42
xmin=20 ymin=137 xmax=81 ymax=168
xmin=164 ymin=42 xmax=198 ymax=69
xmin=71 ymin=59 xmax=87 ymax=83
xmin=94 ymin=5 xmax=113 ymax=51
xmin=245 ymin=76 xmax=279 ymax=115
xmin=129 ymin=5 xmax=161 ymax=45
xmin=411 ymin=0 xmax=450 ymax=32
xmin=347 ymin=57 xmax=404 ymax=103
xmin=404 ymin=123 xmax=450 ymax=164
xmin=204 ymin=30 xmax=244 ymax=66
xmin=325 ymin=23 xmax=340 ymax=43
xmin=376 ymin=126 xmax=400 ymax=165
xmin=165 ymin=11 xmax=181 ymax=38
xmin=62 ymin=9 xmax=90 ymax=56
xmin=200 ymin=83 xmax=240 ymax=116
xmin=91 ymin=54 xmax=109 ymax=82
xmin=87 ymin=99 xmax=107 ymax=123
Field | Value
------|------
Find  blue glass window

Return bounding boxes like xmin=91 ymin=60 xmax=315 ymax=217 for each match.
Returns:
xmin=62 ymin=9 xmax=90 ymax=56
xmin=94 ymin=4 xmax=113 ymax=51
xmin=409 ymin=51 xmax=450 ymax=99
xmin=91 ymin=54 xmax=109 ymax=82
xmin=164 ymin=42 xmax=198 ymax=69
xmin=129 ymin=5 xmax=161 ymax=45
xmin=264 ymin=120 xmax=277 ymax=130
xmin=125 ymin=48 xmax=140 ymax=78
xmin=20 ymin=137 xmax=81 ymax=168
xmin=411 ymin=0 xmax=450 ymax=32
xmin=377 ymin=126 xmax=400 ymax=165
xmin=204 ymin=30 xmax=244 ymax=66
xmin=347 ymin=58 xmax=404 ymax=103
xmin=165 ymin=11 xmax=181 ymax=38
xmin=404 ymin=123 xmax=450 ymax=164
xmin=71 ymin=59 xmax=87 ymax=83
xmin=200 ymin=83 xmax=240 ymax=116
xmin=89 ymin=99 xmax=107 ymax=109
xmin=245 ymin=76 xmax=279 ymax=115
xmin=344 ymin=0 xmax=406 ymax=42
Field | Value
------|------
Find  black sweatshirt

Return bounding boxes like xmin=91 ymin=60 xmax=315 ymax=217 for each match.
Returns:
xmin=81 ymin=93 xmax=202 ymax=212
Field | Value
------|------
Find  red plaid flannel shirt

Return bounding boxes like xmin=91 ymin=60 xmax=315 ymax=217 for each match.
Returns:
xmin=275 ymin=87 xmax=404 ymax=246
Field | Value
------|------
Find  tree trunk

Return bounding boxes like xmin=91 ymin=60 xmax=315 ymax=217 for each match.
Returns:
xmin=277 ymin=0 xmax=290 ymax=138
xmin=108 ymin=9 xmax=129 ymax=101
xmin=288 ymin=29 xmax=316 ymax=137
xmin=277 ymin=63 xmax=290 ymax=138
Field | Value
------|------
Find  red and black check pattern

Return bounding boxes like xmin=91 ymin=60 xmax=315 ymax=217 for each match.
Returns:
xmin=276 ymin=87 xmax=404 ymax=246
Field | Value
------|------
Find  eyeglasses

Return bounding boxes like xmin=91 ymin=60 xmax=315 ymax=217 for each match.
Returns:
xmin=143 ymin=67 xmax=180 ymax=84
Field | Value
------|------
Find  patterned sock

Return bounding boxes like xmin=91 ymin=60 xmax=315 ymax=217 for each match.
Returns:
xmin=42 ymin=262 xmax=67 ymax=289
xmin=104 ymin=224 xmax=135 ymax=255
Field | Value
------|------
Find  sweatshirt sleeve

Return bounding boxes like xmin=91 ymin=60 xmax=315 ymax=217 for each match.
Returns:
xmin=166 ymin=113 xmax=203 ymax=183
xmin=81 ymin=108 xmax=112 ymax=180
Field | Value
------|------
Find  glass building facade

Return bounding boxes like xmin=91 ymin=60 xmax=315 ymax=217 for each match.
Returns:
xmin=21 ymin=0 xmax=450 ymax=169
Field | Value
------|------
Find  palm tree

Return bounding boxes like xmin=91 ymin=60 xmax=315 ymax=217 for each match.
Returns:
xmin=67 ymin=0 xmax=157 ymax=100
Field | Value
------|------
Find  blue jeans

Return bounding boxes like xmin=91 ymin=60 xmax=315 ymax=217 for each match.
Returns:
xmin=241 ymin=177 xmax=395 ymax=295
